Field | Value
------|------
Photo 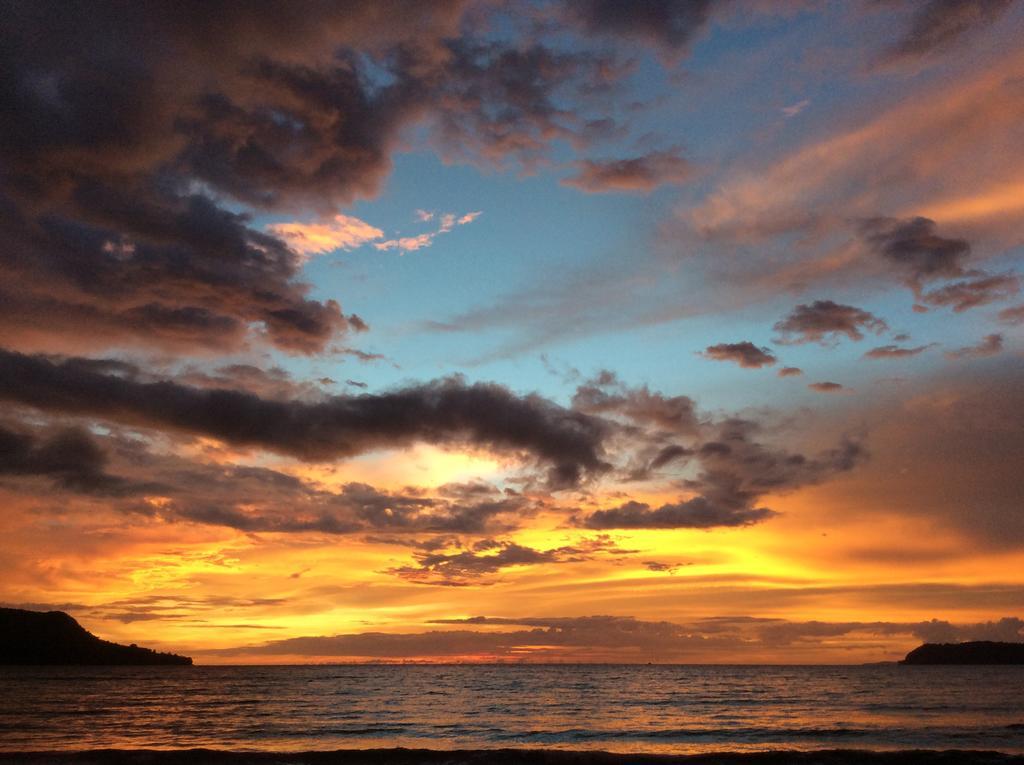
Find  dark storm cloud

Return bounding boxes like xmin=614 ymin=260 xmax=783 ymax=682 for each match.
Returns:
xmin=944 ymin=333 xmax=1003 ymax=360
xmin=918 ymin=273 xmax=1020 ymax=312
xmin=882 ymin=0 xmax=1014 ymax=62
xmin=0 ymin=2 xmax=465 ymax=207
xmin=566 ymin=0 xmax=717 ymax=56
xmin=0 ymin=2 xmax=466 ymax=354
xmin=561 ymin=149 xmax=692 ymax=193
xmin=0 ymin=1 xmax=634 ymax=355
xmin=859 ymin=216 xmax=969 ymax=284
xmin=701 ymin=342 xmax=777 ymax=369
xmin=774 ymin=300 xmax=889 ymax=345
xmin=0 ymin=349 xmax=609 ymax=485
xmin=863 ymin=343 xmax=935 ymax=359
xmin=0 ymin=424 xmax=137 ymax=495
xmin=576 ymin=418 xmax=865 ymax=529
xmin=0 ymin=170 xmax=360 ymax=355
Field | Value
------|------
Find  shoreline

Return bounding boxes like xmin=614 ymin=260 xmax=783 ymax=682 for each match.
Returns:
xmin=1 ymin=749 xmax=1023 ymax=765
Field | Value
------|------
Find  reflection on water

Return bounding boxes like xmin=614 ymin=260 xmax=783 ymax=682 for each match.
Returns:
xmin=2 ymin=664 xmax=1023 ymax=753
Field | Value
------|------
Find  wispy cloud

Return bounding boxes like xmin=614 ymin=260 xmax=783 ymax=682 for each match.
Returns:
xmin=375 ymin=210 xmax=483 ymax=253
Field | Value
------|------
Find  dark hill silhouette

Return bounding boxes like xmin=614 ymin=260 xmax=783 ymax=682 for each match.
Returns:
xmin=901 ymin=640 xmax=1024 ymax=665
xmin=0 ymin=607 xmax=191 ymax=665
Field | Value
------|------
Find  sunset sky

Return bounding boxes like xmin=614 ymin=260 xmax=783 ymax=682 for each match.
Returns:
xmin=1 ymin=0 xmax=1023 ymax=664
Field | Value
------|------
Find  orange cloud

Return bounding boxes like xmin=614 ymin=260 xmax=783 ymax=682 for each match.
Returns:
xmin=690 ymin=49 xmax=1024 ymax=248
xmin=267 ymin=214 xmax=384 ymax=257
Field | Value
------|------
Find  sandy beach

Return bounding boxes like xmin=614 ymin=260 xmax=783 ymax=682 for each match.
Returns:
xmin=2 ymin=750 xmax=1023 ymax=765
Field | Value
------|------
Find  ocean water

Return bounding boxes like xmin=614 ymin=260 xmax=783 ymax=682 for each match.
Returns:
xmin=1 ymin=664 xmax=1023 ymax=754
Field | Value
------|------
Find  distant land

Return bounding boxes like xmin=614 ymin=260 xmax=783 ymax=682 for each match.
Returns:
xmin=0 ymin=607 xmax=192 ymax=665
xmin=901 ymin=641 xmax=1024 ymax=665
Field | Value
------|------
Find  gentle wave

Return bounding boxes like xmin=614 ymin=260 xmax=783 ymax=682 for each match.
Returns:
xmin=2 ymin=664 xmax=1023 ymax=754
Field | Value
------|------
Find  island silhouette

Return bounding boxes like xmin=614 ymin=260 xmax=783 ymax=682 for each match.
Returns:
xmin=901 ymin=640 xmax=1024 ymax=665
xmin=0 ymin=607 xmax=191 ymax=665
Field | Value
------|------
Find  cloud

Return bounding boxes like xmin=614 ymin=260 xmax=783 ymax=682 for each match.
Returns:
xmin=575 ymin=417 xmax=865 ymax=529
xmin=944 ymin=333 xmax=1003 ymax=360
xmin=571 ymin=371 xmax=700 ymax=435
xmin=998 ymin=304 xmax=1024 ymax=324
xmin=0 ymin=349 xmax=610 ymax=486
xmin=156 ymin=476 xmax=536 ymax=537
xmin=565 ymin=0 xmax=717 ymax=57
xmin=777 ymin=366 xmax=803 ymax=377
xmin=0 ymin=191 xmax=362 ymax=355
xmin=774 ymin=300 xmax=888 ymax=345
xmin=648 ymin=444 xmax=692 ymax=470
xmin=858 ymin=216 xmax=970 ymax=284
xmin=7 ymin=433 xmax=540 ymax=537
xmin=266 ymin=214 xmax=384 ymax=257
xmin=701 ymin=342 xmax=777 ymax=368
xmin=387 ymin=535 xmax=634 ymax=586
xmin=562 ymin=149 xmax=692 ymax=194
xmin=422 ymin=39 xmax=628 ymax=169
xmin=808 ymin=381 xmax=846 ymax=393
xmin=374 ymin=210 xmax=483 ymax=253
xmin=0 ymin=424 xmax=138 ymax=496
xmin=0 ymin=4 xmax=472 ymax=354
xmin=176 ymin=363 xmax=332 ymax=400
xmin=863 ymin=344 xmax=935 ymax=360
xmin=579 ymin=498 xmax=776 ymax=530
xmin=881 ymin=0 xmax=1014 ymax=63
xmin=781 ymin=99 xmax=810 ymax=118
xmin=0 ymin=3 xmax=635 ymax=354
xmin=342 ymin=349 xmax=388 ymax=363
xmin=374 ymin=234 xmax=435 ymax=253
xmin=206 ymin=613 xmax=1024 ymax=661
xmin=918 ymin=273 xmax=1020 ymax=312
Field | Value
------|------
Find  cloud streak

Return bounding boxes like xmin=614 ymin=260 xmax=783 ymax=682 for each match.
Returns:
xmin=207 ymin=613 xmax=1024 ymax=661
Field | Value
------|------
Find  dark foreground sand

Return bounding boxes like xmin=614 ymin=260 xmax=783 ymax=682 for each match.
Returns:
xmin=1 ymin=750 xmax=1022 ymax=765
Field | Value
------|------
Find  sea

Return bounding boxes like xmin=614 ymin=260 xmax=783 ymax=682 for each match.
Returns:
xmin=2 ymin=664 xmax=1023 ymax=754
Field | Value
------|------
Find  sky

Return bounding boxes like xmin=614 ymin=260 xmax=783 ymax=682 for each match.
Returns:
xmin=0 ymin=0 xmax=1022 ymax=664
